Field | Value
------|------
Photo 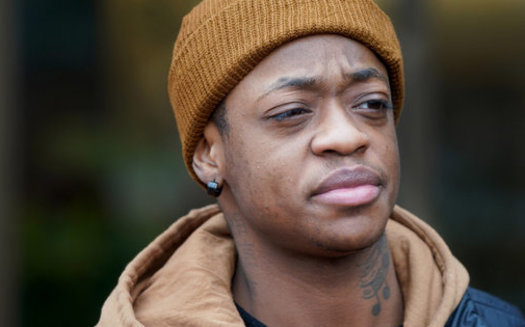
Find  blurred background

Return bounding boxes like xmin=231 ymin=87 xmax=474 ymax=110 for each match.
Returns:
xmin=1 ymin=0 xmax=524 ymax=325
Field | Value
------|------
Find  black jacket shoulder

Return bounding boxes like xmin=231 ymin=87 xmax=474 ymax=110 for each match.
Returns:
xmin=446 ymin=287 xmax=525 ymax=327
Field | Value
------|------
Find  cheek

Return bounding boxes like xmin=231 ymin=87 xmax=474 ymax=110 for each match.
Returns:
xmin=224 ymin=133 xmax=303 ymax=219
xmin=223 ymin=143 xmax=301 ymax=240
xmin=389 ymin=132 xmax=400 ymax=174
xmin=224 ymin=133 xmax=279 ymax=198
xmin=385 ymin=136 xmax=399 ymax=170
xmin=379 ymin=130 xmax=400 ymax=198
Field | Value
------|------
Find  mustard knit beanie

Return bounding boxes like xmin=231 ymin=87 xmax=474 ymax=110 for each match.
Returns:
xmin=168 ymin=0 xmax=404 ymax=184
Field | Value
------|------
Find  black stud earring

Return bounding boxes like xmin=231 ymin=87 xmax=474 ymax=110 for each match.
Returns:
xmin=207 ymin=180 xmax=223 ymax=197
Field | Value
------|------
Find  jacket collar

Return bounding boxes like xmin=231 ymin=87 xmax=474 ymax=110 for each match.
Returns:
xmin=97 ymin=204 xmax=469 ymax=327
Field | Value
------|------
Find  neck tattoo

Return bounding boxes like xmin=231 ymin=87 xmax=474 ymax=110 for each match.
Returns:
xmin=358 ymin=235 xmax=391 ymax=316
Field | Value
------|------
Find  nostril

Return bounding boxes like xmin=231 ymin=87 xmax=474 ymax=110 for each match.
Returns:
xmin=355 ymin=144 xmax=367 ymax=153
xmin=321 ymin=144 xmax=367 ymax=155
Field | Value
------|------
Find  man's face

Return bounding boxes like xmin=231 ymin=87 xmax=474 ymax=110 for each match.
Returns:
xmin=216 ymin=34 xmax=399 ymax=257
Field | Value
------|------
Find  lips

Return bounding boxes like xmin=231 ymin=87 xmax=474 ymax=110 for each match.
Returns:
xmin=311 ymin=166 xmax=382 ymax=207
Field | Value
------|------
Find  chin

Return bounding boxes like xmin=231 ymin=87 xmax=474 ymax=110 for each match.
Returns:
xmin=303 ymin=213 xmax=388 ymax=257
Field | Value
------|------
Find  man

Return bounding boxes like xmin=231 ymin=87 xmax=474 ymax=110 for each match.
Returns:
xmin=97 ymin=0 xmax=524 ymax=326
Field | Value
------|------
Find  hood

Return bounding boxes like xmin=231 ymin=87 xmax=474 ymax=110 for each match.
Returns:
xmin=96 ymin=204 xmax=469 ymax=327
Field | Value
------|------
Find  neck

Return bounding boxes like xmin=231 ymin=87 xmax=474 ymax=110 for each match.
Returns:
xmin=232 ymin=233 xmax=404 ymax=327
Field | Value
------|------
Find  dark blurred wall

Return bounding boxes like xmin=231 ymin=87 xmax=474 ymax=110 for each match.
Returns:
xmin=20 ymin=0 xmax=103 ymax=326
xmin=432 ymin=0 xmax=525 ymax=307
xmin=1 ymin=0 xmax=20 ymax=326
xmin=13 ymin=0 xmax=525 ymax=326
xmin=390 ymin=0 xmax=525 ymax=309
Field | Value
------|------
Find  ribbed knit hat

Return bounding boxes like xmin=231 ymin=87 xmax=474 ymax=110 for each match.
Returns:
xmin=168 ymin=0 xmax=404 ymax=184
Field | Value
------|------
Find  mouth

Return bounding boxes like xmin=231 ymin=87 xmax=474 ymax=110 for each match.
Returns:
xmin=311 ymin=166 xmax=383 ymax=207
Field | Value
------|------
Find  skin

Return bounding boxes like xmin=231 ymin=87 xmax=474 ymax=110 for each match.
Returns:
xmin=193 ymin=34 xmax=403 ymax=327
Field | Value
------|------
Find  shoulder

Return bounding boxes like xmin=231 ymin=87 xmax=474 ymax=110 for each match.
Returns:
xmin=446 ymin=287 xmax=525 ymax=327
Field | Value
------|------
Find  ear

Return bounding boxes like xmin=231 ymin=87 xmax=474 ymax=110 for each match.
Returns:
xmin=192 ymin=121 xmax=225 ymax=185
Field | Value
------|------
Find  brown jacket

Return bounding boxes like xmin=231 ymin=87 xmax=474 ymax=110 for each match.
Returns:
xmin=96 ymin=204 xmax=469 ymax=327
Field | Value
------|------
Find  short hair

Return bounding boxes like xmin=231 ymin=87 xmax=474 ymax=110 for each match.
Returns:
xmin=210 ymin=100 xmax=229 ymax=137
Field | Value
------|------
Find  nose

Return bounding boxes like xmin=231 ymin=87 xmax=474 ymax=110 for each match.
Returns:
xmin=310 ymin=104 xmax=369 ymax=156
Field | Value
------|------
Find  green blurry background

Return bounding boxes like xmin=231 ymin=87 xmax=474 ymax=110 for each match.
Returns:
xmin=1 ymin=0 xmax=524 ymax=326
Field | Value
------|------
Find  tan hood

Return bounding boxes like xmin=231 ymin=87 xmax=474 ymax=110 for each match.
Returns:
xmin=96 ymin=204 xmax=469 ymax=327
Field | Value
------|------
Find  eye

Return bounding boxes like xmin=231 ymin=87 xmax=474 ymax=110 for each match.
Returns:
xmin=355 ymin=99 xmax=393 ymax=111
xmin=270 ymin=108 xmax=310 ymax=122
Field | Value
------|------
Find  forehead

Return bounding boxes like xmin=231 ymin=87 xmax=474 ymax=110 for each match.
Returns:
xmin=227 ymin=34 xmax=389 ymax=101
xmin=264 ymin=34 xmax=382 ymax=70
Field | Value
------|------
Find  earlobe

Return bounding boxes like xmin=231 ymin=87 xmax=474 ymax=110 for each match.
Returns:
xmin=192 ymin=122 xmax=224 ymax=186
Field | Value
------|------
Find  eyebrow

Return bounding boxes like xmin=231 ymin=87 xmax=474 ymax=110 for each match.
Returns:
xmin=345 ymin=67 xmax=389 ymax=84
xmin=258 ymin=67 xmax=389 ymax=101
xmin=258 ymin=76 xmax=318 ymax=101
